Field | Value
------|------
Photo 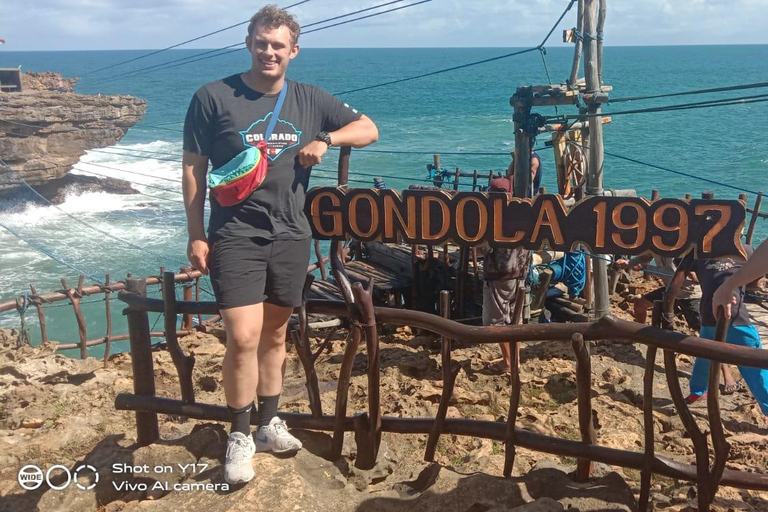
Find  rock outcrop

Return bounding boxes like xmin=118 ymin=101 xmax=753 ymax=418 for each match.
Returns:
xmin=0 ymin=72 xmax=145 ymax=202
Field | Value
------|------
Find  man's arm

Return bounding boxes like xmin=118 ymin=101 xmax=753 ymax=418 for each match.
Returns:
xmin=712 ymin=238 xmax=768 ymax=319
xmin=182 ymin=150 xmax=211 ymax=274
xmin=298 ymin=115 xmax=378 ymax=167
xmin=616 ymin=252 xmax=653 ymax=270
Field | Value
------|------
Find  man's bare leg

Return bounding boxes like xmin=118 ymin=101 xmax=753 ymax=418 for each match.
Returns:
xmin=221 ymin=303 xmax=264 ymax=409
xmin=253 ymin=302 xmax=303 ymax=453
xmin=256 ymin=303 xmax=293 ymax=397
xmin=721 ymin=364 xmax=740 ymax=394
xmin=633 ymin=297 xmax=651 ymax=324
xmin=220 ymin=303 xmax=263 ymax=485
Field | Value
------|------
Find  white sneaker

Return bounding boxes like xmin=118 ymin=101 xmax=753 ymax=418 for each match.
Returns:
xmin=223 ymin=431 xmax=255 ymax=484
xmin=254 ymin=416 xmax=303 ymax=453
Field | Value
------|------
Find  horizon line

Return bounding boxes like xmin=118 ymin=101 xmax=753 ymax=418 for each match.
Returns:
xmin=2 ymin=42 xmax=768 ymax=53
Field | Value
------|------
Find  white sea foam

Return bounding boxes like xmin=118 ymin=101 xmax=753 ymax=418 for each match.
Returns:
xmin=1 ymin=140 xmax=191 ymax=302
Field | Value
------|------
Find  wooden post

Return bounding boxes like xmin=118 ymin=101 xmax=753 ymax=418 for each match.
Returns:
xmin=180 ymin=266 xmax=194 ymax=330
xmin=746 ymin=191 xmax=763 ymax=246
xmin=651 ymin=189 xmax=659 ymax=201
xmin=314 ymin=239 xmax=328 ymax=282
xmin=125 ymin=278 xmax=160 ymax=445
xmin=597 ymin=0 xmax=607 ymax=85
xmin=163 ymin=272 xmax=196 ymax=404
xmin=103 ymin=274 xmax=113 ymax=366
xmin=568 ymin=0 xmax=585 ymax=87
xmin=572 ymin=332 xmax=596 ymax=480
xmin=338 ymin=146 xmax=351 ymax=187
xmin=512 ymin=102 xmax=532 ymax=198
xmin=433 ymin=154 xmax=440 ymax=172
xmin=453 ymin=168 xmax=461 ymax=191
xmin=426 ymin=290 xmax=461 ymax=461
xmin=584 ymin=0 xmax=609 ymax=319
xmin=62 ymin=276 xmax=88 ymax=359
xmin=29 ymin=284 xmax=47 ymax=344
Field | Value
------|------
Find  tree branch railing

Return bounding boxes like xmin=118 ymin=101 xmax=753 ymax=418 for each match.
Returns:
xmin=116 ymin=274 xmax=768 ymax=512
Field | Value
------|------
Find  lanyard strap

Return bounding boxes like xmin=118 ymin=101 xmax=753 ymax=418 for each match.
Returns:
xmin=264 ymin=81 xmax=288 ymax=142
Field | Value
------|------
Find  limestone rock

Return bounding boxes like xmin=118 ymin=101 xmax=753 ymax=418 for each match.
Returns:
xmin=0 ymin=73 xmax=146 ymax=202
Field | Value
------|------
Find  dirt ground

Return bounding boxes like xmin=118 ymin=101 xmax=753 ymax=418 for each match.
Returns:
xmin=0 ymin=273 xmax=766 ymax=511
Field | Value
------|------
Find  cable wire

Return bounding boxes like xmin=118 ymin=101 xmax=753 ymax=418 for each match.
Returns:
xmin=609 ymin=80 xmax=768 ymax=104
xmin=81 ymin=0 xmax=311 ymax=77
xmin=89 ymin=0 xmax=423 ymax=86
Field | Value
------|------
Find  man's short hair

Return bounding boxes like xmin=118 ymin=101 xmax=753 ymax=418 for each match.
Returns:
xmin=247 ymin=4 xmax=301 ymax=46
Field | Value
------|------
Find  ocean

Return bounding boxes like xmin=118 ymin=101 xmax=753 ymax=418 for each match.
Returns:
xmin=1 ymin=45 xmax=767 ymax=356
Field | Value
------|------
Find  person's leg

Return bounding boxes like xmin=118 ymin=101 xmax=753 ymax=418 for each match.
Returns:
xmin=256 ymin=302 xmax=293 ymax=418
xmin=219 ymin=304 xmax=264 ymax=484
xmin=209 ymin=236 xmax=270 ymax=485
xmin=721 ymin=364 xmax=740 ymax=394
xmin=678 ymin=298 xmax=702 ymax=333
xmin=634 ymin=297 xmax=652 ymax=323
xmin=634 ymin=287 xmax=662 ymax=324
xmin=730 ymin=324 xmax=768 ymax=415
xmin=688 ymin=325 xmax=716 ymax=399
xmin=221 ymin=304 xmax=264 ymax=412
xmin=484 ymin=279 xmax=518 ymax=374
xmin=253 ymin=238 xmax=310 ymax=453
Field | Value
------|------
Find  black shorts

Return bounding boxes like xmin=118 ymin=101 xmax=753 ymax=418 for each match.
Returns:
xmin=642 ymin=286 xmax=701 ymax=331
xmin=209 ymin=236 xmax=311 ymax=309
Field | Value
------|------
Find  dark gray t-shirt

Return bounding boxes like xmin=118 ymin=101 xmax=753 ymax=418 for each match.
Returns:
xmin=183 ymin=75 xmax=362 ymax=240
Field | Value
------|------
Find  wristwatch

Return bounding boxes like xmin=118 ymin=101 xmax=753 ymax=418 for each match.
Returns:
xmin=315 ymin=131 xmax=333 ymax=147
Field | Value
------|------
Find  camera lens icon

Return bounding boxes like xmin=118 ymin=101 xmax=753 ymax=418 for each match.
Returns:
xmin=17 ymin=465 xmax=44 ymax=491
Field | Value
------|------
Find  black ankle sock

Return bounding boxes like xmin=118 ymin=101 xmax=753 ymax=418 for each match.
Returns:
xmin=257 ymin=395 xmax=280 ymax=429
xmin=228 ymin=403 xmax=253 ymax=435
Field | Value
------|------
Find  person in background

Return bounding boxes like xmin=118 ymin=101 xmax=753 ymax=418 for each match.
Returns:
xmin=713 ymin=238 xmax=768 ymax=320
xmin=685 ymin=246 xmax=768 ymax=417
xmin=482 ymin=176 xmax=529 ymax=375
xmin=505 ymin=150 xmax=543 ymax=197
xmin=616 ymin=253 xmax=701 ymax=332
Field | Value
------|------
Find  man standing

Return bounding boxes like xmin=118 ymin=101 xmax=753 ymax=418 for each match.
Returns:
xmin=182 ymin=5 xmax=378 ymax=485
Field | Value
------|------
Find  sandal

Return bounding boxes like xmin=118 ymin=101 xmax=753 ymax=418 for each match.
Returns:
xmin=722 ymin=381 xmax=743 ymax=395
xmin=489 ymin=359 xmax=511 ymax=376
xmin=685 ymin=393 xmax=707 ymax=404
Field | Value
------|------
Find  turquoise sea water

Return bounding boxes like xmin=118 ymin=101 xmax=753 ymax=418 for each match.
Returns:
xmin=0 ymin=46 xmax=767 ymax=355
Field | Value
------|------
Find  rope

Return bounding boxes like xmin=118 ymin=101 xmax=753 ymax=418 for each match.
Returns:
xmin=539 ymin=47 xmax=558 ymax=115
xmin=15 ymin=293 xmax=31 ymax=346
xmin=80 ymin=0 xmax=311 ymax=77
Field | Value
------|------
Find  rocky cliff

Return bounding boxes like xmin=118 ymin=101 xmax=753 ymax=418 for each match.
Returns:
xmin=0 ymin=72 xmax=146 ymax=201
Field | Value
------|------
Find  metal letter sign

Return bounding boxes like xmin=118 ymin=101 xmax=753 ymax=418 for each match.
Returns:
xmin=306 ymin=188 xmax=746 ymax=259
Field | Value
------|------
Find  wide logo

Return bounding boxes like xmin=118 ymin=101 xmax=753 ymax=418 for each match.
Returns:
xmin=239 ymin=113 xmax=301 ymax=161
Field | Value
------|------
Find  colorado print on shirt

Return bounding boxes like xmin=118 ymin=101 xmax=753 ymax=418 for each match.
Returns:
xmin=239 ymin=112 xmax=302 ymax=161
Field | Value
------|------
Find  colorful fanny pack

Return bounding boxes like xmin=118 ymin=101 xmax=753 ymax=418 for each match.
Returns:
xmin=208 ymin=81 xmax=287 ymax=207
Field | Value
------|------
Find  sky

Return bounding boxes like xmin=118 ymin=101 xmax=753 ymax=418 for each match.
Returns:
xmin=1 ymin=0 xmax=767 ymax=51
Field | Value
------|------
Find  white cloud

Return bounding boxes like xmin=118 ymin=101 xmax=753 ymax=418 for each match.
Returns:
xmin=1 ymin=0 xmax=767 ymax=51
